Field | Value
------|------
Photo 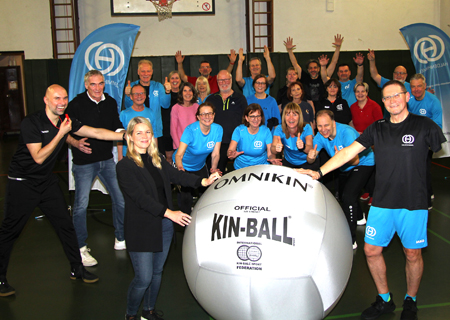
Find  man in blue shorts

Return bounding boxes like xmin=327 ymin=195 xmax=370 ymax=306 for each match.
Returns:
xmin=298 ymin=80 xmax=446 ymax=320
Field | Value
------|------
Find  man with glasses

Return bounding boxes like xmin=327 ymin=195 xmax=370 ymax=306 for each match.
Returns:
xmin=236 ymin=46 xmax=276 ymax=97
xmin=206 ymin=70 xmax=248 ymax=173
xmin=118 ymin=85 xmax=154 ymax=160
xmin=175 ymin=50 xmax=237 ymax=94
xmin=298 ymin=80 xmax=445 ymax=320
xmin=367 ymin=49 xmax=412 ymax=94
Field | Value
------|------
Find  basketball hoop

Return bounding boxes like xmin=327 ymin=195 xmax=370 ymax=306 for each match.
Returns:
xmin=150 ymin=0 xmax=177 ymax=21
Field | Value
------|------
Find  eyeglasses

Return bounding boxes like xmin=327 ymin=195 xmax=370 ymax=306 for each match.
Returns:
xmin=382 ymin=92 xmax=406 ymax=102
xmin=248 ymin=115 xmax=261 ymax=119
xmin=217 ymin=78 xmax=231 ymax=83
xmin=132 ymin=92 xmax=146 ymax=96
xmin=199 ymin=112 xmax=214 ymax=118
xmin=255 ymin=81 xmax=266 ymax=86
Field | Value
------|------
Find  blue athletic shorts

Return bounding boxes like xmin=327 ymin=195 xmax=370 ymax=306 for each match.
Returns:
xmin=364 ymin=206 xmax=428 ymax=249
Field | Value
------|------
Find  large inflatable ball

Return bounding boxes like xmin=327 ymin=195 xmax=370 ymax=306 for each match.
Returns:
xmin=183 ymin=165 xmax=353 ymax=320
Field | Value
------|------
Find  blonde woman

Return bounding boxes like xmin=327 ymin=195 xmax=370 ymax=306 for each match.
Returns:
xmin=116 ymin=117 xmax=219 ymax=320
xmin=195 ymin=76 xmax=211 ymax=104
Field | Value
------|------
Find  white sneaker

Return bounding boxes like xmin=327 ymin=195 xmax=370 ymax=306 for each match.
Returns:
xmin=114 ymin=238 xmax=126 ymax=250
xmin=80 ymin=246 xmax=98 ymax=266
xmin=357 ymin=213 xmax=367 ymax=226
xmin=352 ymin=241 xmax=358 ymax=250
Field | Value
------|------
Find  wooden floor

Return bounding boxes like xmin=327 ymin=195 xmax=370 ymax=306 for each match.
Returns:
xmin=1 ymin=134 xmax=450 ymax=320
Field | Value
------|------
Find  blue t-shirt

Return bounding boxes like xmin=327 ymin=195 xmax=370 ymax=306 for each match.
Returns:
xmin=197 ymin=94 xmax=210 ymax=105
xmin=173 ymin=122 xmax=223 ymax=171
xmin=242 ymin=76 xmax=272 ymax=97
xmin=379 ymin=76 xmax=412 ymax=94
xmin=339 ymin=78 xmax=357 ymax=106
xmin=313 ymin=122 xmax=375 ymax=172
xmin=273 ymin=123 xmax=313 ymax=166
xmin=119 ymin=107 xmax=154 ymax=155
xmin=245 ymin=95 xmax=281 ymax=129
xmin=408 ymin=91 xmax=442 ymax=128
xmin=231 ymin=124 xmax=273 ymax=169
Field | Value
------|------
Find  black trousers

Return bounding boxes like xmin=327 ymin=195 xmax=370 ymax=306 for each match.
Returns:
xmin=338 ymin=165 xmax=375 ymax=243
xmin=0 ymin=177 xmax=82 ymax=278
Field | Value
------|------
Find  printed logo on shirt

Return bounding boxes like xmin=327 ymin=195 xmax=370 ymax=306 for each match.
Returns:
xmin=402 ymin=134 xmax=415 ymax=146
xmin=416 ymin=239 xmax=425 ymax=244
xmin=344 ymin=84 xmax=350 ymax=90
xmin=231 ymin=101 xmax=235 ymax=104
xmin=336 ymin=104 xmax=343 ymax=111
xmin=152 ymin=90 xmax=159 ymax=97
xmin=41 ymin=130 xmax=49 ymax=133
xmin=254 ymin=141 xmax=263 ymax=148
xmin=207 ymin=141 xmax=215 ymax=149
xmin=420 ymin=108 xmax=427 ymax=115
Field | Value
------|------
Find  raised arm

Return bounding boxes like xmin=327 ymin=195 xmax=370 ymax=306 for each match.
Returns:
xmin=226 ymin=49 xmax=237 ymax=74
xmin=175 ymin=50 xmax=189 ymax=82
xmin=236 ymin=48 xmax=246 ymax=88
xmin=284 ymin=37 xmax=302 ymax=77
xmin=327 ymin=34 xmax=343 ymax=77
xmin=27 ymin=117 xmax=71 ymax=165
xmin=264 ymin=45 xmax=276 ymax=85
xmin=354 ymin=52 xmax=364 ymax=83
xmin=367 ymin=49 xmax=381 ymax=86
xmin=319 ymin=55 xmax=330 ymax=83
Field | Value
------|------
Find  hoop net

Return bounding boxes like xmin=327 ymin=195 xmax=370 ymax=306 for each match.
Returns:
xmin=151 ymin=0 xmax=177 ymax=21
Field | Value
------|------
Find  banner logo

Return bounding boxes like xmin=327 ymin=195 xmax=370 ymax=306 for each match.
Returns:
xmin=413 ymin=35 xmax=445 ymax=64
xmin=84 ymin=42 xmax=125 ymax=76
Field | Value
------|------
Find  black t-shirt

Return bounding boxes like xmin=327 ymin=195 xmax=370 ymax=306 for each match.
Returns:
xmin=315 ymin=97 xmax=352 ymax=125
xmin=9 ymin=109 xmax=82 ymax=181
xmin=205 ymin=91 xmax=248 ymax=143
xmin=66 ymin=91 xmax=123 ymax=165
xmin=356 ymin=113 xmax=446 ymax=210
xmin=300 ymin=70 xmax=325 ymax=102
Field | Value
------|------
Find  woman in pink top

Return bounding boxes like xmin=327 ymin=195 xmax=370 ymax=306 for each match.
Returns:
xmin=170 ymin=82 xmax=200 ymax=149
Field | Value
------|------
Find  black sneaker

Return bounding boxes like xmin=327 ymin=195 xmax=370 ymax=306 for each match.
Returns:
xmin=361 ymin=293 xmax=396 ymax=320
xmin=0 ymin=280 xmax=15 ymax=297
xmin=400 ymin=297 xmax=418 ymax=320
xmin=70 ymin=265 xmax=99 ymax=283
xmin=125 ymin=314 xmax=137 ymax=320
xmin=141 ymin=309 xmax=164 ymax=320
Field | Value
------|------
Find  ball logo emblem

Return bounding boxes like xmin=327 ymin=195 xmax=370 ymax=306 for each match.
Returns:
xmin=84 ymin=42 xmax=125 ymax=76
xmin=413 ymin=35 xmax=445 ymax=64
xmin=402 ymin=134 xmax=415 ymax=144
xmin=254 ymin=141 xmax=263 ymax=148
xmin=237 ymin=245 xmax=262 ymax=262
xmin=366 ymin=226 xmax=376 ymax=237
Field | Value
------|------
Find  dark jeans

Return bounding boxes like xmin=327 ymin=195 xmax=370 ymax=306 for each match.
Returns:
xmin=126 ymin=218 xmax=174 ymax=315
xmin=0 ymin=177 xmax=81 ymax=277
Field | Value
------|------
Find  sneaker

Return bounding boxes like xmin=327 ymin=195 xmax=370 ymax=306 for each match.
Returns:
xmin=400 ymin=297 xmax=418 ymax=320
xmin=360 ymin=193 xmax=370 ymax=201
xmin=114 ymin=238 xmax=126 ymax=250
xmin=0 ymin=280 xmax=15 ymax=297
xmin=353 ymin=241 xmax=358 ymax=250
xmin=80 ymin=246 xmax=98 ymax=266
xmin=357 ymin=213 xmax=367 ymax=226
xmin=126 ymin=314 xmax=138 ymax=320
xmin=142 ymin=309 xmax=164 ymax=320
xmin=368 ymin=197 xmax=373 ymax=206
xmin=361 ymin=293 xmax=396 ymax=320
xmin=431 ymin=194 xmax=435 ymax=200
xmin=70 ymin=265 xmax=99 ymax=283
xmin=428 ymin=206 xmax=433 ymax=210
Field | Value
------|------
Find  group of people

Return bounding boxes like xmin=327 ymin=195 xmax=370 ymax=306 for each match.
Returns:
xmin=0 ymin=33 xmax=445 ymax=320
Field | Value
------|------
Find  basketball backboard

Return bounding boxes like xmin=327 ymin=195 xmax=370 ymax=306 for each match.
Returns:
xmin=111 ymin=0 xmax=215 ymax=15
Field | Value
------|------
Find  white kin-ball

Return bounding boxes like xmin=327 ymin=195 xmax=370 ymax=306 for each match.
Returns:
xmin=183 ymin=165 xmax=353 ymax=320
